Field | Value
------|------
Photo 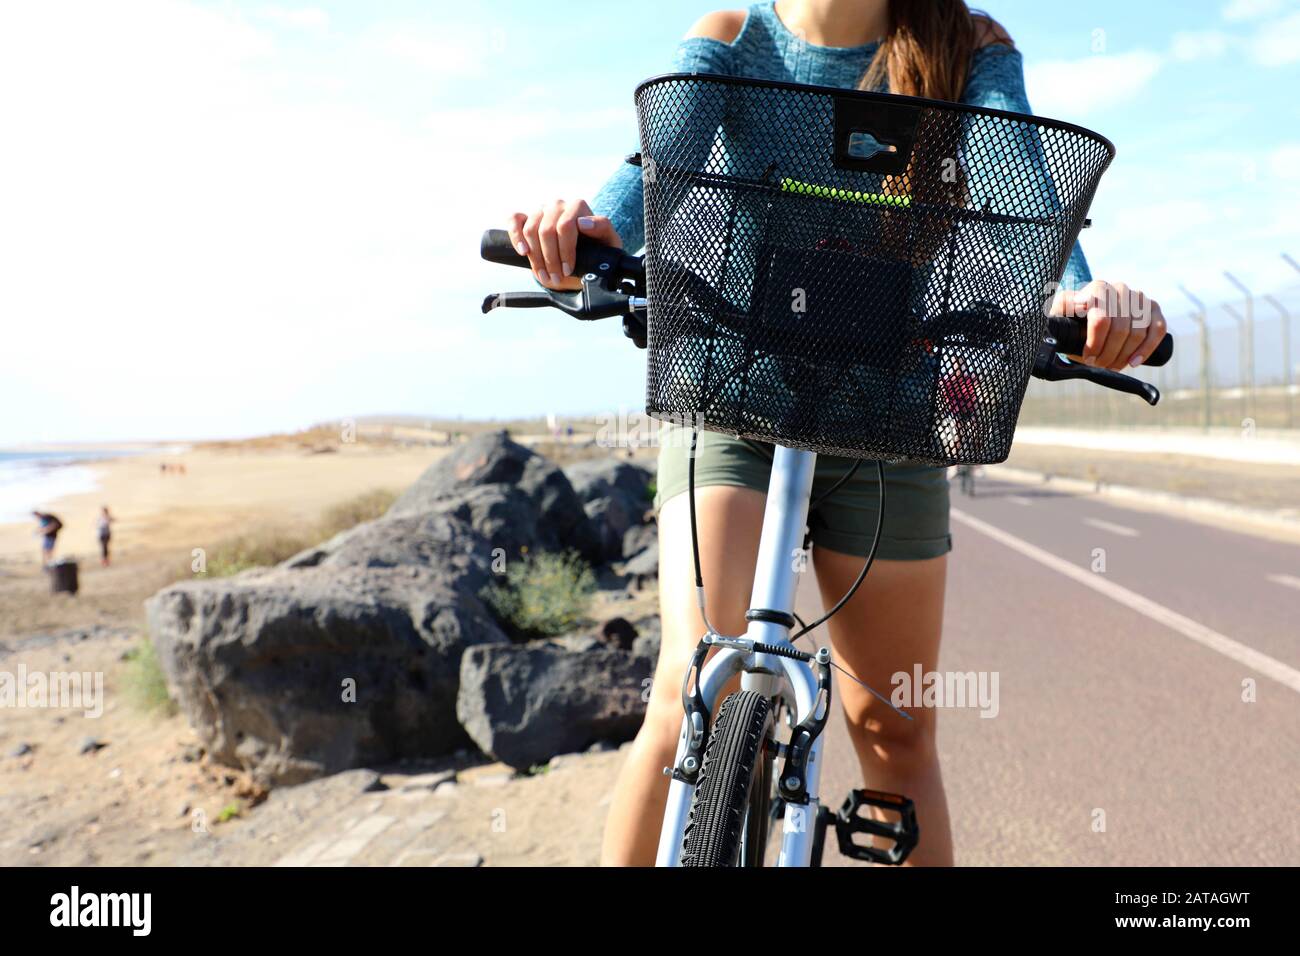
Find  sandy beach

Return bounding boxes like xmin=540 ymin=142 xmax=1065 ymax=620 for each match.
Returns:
xmin=0 ymin=431 xmax=459 ymax=864
xmin=0 ymin=435 xmax=448 ymax=637
xmin=1 ymin=441 xmax=443 ymax=564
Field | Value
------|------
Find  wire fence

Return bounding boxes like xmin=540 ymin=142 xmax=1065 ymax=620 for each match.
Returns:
xmin=1019 ymin=259 xmax=1300 ymax=431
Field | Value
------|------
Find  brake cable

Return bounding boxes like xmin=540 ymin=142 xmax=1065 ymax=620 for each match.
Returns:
xmin=686 ymin=430 xmax=887 ymax=646
xmin=790 ymin=459 xmax=884 ymax=642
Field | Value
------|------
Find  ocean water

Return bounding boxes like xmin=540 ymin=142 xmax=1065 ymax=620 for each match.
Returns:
xmin=0 ymin=450 xmax=141 ymax=523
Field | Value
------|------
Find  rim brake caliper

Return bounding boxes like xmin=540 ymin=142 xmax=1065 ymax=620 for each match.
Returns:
xmin=776 ymin=646 xmax=832 ymax=805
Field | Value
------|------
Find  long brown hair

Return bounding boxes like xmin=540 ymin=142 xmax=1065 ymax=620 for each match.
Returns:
xmin=860 ymin=0 xmax=990 ymax=102
xmin=860 ymin=2 xmax=1003 ymax=260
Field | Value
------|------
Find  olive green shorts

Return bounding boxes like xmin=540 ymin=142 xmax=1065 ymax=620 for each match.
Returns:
xmin=653 ymin=424 xmax=951 ymax=561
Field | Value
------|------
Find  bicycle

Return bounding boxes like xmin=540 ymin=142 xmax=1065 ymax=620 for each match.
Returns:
xmin=956 ymin=464 xmax=978 ymax=497
xmin=479 ymin=73 xmax=1173 ymax=866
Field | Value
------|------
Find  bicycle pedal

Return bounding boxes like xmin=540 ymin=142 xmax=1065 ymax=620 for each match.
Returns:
xmin=834 ymin=788 xmax=919 ymax=865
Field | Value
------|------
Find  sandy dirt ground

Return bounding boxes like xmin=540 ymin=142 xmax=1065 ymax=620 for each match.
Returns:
xmin=0 ymin=437 xmax=451 ymax=866
xmin=1004 ymin=442 xmax=1300 ymax=515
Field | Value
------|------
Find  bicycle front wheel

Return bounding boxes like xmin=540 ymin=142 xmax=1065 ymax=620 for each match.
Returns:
xmin=680 ymin=691 xmax=775 ymax=867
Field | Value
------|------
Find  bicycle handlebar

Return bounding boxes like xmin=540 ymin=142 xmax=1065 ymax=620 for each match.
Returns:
xmin=1046 ymin=315 xmax=1172 ymax=367
xmin=477 ymin=228 xmax=1174 ymax=400
xmin=480 ymin=229 xmax=645 ymax=286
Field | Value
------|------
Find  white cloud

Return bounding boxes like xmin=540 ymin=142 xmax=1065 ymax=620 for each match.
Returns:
xmin=0 ymin=0 xmax=638 ymax=443
xmin=425 ymin=105 xmax=630 ymax=143
xmin=1221 ymin=0 xmax=1289 ymax=21
xmin=1170 ymin=30 xmax=1231 ymax=61
xmin=1024 ymin=50 xmax=1164 ymax=117
xmin=363 ymin=22 xmax=487 ymax=76
xmin=1251 ymin=10 xmax=1300 ymax=64
xmin=1266 ymin=143 xmax=1300 ymax=179
xmin=1082 ymin=138 xmax=1300 ymax=308
xmin=256 ymin=5 xmax=330 ymax=32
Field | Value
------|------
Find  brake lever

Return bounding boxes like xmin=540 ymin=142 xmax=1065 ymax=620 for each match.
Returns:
xmin=481 ymin=274 xmax=649 ymax=349
xmin=480 ymin=273 xmax=625 ymax=319
xmin=1031 ymin=340 xmax=1161 ymax=406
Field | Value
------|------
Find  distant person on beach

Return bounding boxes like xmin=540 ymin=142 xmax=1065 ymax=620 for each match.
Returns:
xmin=33 ymin=511 xmax=62 ymax=564
xmin=96 ymin=507 xmax=114 ymax=566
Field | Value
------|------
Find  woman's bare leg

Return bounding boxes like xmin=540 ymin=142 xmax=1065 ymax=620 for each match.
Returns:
xmin=812 ymin=550 xmax=954 ymax=866
xmin=599 ymin=485 xmax=766 ymax=866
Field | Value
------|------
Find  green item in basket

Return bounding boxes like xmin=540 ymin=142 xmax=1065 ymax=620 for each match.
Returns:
xmin=780 ymin=178 xmax=911 ymax=207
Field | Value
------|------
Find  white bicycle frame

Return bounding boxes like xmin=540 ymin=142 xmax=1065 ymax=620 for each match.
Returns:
xmin=655 ymin=443 xmax=830 ymax=867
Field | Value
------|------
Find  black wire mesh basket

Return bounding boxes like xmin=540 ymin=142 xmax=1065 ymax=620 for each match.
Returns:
xmin=634 ymin=74 xmax=1113 ymax=465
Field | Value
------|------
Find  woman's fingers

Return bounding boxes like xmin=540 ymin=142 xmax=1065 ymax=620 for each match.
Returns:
xmin=576 ymin=213 xmax=622 ymax=249
xmin=505 ymin=212 xmax=529 ymax=259
xmin=1125 ymin=299 xmax=1168 ymax=368
xmin=1093 ymin=288 xmax=1132 ymax=371
xmin=554 ymin=199 xmax=591 ymax=278
xmin=1077 ymin=281 xmax=1110 ymax=366
xmin=536 ymin=201 xmax=566 ymax=285
xmin=507 ymin=200 xmax=619 ymax=290
xmin=1055 ymin=280 xmax=1169 ymax=370
xmin=520 ymin=208 xmax=547 ymax=284
xmin=1107 ymin=286 xmax=1150 ymax=369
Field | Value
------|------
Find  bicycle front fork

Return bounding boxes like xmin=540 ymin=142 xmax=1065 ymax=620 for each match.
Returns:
xmin=656 ymin=446 xmax=828 ymax=866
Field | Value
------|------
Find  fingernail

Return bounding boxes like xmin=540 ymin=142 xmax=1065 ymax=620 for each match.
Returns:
xmin=1084 ymin=356 xmax=1096 ymax=366
xmin=536 ymin=270 xmax=548 ymax=284
xmin=515 ymin=241 xmax=528 ymax=256
xmin=578 ymin=216 xmax=594 ymax=228
xmin=549 ymin=272 xmax=562 ymax=285
xmin=1128 ymin=353 xmax=1144 ymax=367
xmin=562 ymin=261 xmax=572 ymax=276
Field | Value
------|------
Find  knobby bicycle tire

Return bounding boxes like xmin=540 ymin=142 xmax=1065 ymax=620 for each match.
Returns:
xmin=680 ymin=691 xmax=775 ymax=867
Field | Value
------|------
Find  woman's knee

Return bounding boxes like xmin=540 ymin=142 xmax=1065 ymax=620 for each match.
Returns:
xmin=843 ymin=707 xmax=940 ymax=772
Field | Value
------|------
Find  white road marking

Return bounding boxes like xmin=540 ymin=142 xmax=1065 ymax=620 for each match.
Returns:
xmin=1266 ymin=573 xmax=1300 ymax=592
xmin=1007 ymin=495 xmax=1034 ymax=506
xmin=953 ymin=509 xmax=1300 ymax=695
xmin=1084 ymin=517 xmax=1140 ymax=537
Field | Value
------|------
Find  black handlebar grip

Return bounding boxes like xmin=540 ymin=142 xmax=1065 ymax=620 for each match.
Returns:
xmin=1046 ymin=315 xmax=1173 ymax=367
xmin=480 ymin=227 xmax=644 ymax=288
xmin=480 ymin=229 xmax=530 ymax=269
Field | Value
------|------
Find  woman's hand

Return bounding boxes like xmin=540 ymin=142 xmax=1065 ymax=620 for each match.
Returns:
xmin=1049 ymin=280 xmax=1168 ymax=370
xmin=507 ymin=199 xmax=623 ymax=291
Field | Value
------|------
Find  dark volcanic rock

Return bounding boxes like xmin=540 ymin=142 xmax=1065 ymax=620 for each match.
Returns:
xmin=599 ymin=617 xmax=638 ymax=651
xmin=146 ymin=430 xmax=660 ymax=788
xmin=389 ymin=431 xmax=599 ymax=559
xmin=456 ymin=641 xmax=652 ymax=770
xmin=147 ymin=566 xmax=509 ymax=786
xmin=565 ymin=459 xmax=654 ymax=561
xmin=563 ymin=459 xmax=653 ymax=508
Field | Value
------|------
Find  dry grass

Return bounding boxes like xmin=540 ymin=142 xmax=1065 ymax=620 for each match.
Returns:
xmin=119 ymin=638 xmax=178 ymax=716
xmin=198 ymin=488 xmax=399 ymax=577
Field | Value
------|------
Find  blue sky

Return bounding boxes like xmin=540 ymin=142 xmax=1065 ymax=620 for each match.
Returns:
xmin=1 ymin=0 xmax=1297 ymax=443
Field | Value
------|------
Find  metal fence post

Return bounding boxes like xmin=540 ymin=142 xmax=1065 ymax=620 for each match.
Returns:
xmin=1223 ymin=303 xmax=1251 ymax=426
xmin=1179 ymin=285 xmax=1212 ymax=431
xmin=1264 ymin=294 xmax=1293 ymax=428
xmin=1224 ymin=272 xmax=1256 ymax=423
xmin=1285 ymin=253 xmax=1300 ymax=429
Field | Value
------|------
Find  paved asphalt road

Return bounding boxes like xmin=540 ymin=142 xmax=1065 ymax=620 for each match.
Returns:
xmin=796 ymin=472 xmax=1300 ymax=866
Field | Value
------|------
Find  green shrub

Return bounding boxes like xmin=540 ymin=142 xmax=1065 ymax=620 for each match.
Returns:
xmin=482 ymin=550 xmax=596 ymax=638
xmin=121 ymin=639 xmax=178 ymax=717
